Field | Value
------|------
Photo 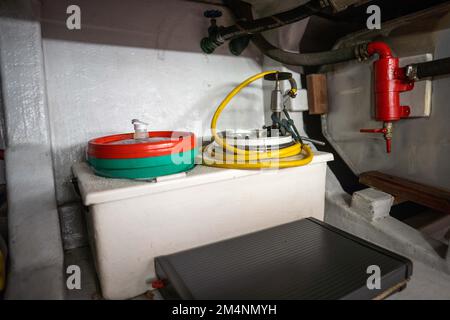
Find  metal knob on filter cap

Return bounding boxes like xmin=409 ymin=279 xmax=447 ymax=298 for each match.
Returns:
xmin=132 ymin=119 xmax=149 ymax=141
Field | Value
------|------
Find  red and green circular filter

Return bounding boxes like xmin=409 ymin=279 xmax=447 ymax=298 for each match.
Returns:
xmin=87 ymin=131 xmax=197 ymax=179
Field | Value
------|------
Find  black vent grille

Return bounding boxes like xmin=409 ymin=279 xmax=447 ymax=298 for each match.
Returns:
xmin=155 ymin=218 xmax=412 ymax=300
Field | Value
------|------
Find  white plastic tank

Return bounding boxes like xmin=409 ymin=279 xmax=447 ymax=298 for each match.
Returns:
xmin=72 ymin=151 xmax=333 ymax=299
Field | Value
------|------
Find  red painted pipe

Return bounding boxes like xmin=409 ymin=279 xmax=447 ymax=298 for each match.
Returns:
xmin=360 ymin=42 xmax=415 ymax=153
xmin=367 ymin=42 xmax=413 ymax=122
xmin=366 ymin=41 xmax=393 ymax=59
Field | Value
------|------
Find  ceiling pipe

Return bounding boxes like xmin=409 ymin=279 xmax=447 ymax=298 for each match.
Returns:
xmin=201 ymin=0 xmax=325 ymax=54
xmin=224 ymin=0 xmax=369 ymax=66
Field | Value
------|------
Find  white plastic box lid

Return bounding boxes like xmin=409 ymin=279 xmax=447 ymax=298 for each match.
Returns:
xmin=72 ymin=151 xmax=333 ymax=206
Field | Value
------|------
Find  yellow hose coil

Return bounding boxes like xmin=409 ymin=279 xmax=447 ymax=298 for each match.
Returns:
xmin=203 ymin=70 xmax=313 ymax=169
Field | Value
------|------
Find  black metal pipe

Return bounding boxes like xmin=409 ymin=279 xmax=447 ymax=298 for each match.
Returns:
xmin=227 ymin=0 xmax=368 ymax=66
xmin=406 ymin=57 xmax=450 ymax=80
xmin=255 ymin=36 xmax=365 ymax=66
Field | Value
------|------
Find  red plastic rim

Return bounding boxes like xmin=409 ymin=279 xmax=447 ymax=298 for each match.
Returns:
xmin=88 ymin=131 xmax=196 ymax=159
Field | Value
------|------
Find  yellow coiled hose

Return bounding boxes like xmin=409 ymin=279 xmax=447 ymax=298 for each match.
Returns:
xmin=202 ymin=70 xmax=314 ymax=169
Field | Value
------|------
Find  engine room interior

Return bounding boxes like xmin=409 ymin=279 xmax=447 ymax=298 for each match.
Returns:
xmin=1 ymin=0 xmax=450 ymax=303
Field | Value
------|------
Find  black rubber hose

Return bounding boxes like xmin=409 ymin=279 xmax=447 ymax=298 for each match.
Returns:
xmin=408 ymin=57 xmax=450 ymax=80
xmin=220 ymin=0 xmax=324 ymax=41
xmin=227 ymin=0 xmax=366 ymax=66
xmin=202 ymin=0 xmax=325 ymax=53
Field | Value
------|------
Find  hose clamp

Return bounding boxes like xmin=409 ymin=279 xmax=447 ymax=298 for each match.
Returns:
xmin=355 ymin=42 xmax=370 ymax=61
xmin=405 ymin=65 xmax=419 ymax=81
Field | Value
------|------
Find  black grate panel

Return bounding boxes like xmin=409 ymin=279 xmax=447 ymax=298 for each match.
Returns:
xmin=155 ymin=218 xmax=412 ymax=300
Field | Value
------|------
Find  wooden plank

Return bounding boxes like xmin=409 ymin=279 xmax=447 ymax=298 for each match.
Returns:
xmin=359 ymin=171 xmax=450 ymax=214
xmin=306 ymin=74 xmax=328 ymax=114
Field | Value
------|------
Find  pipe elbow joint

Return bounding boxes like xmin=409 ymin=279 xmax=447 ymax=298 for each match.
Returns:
xmin=367 ymin=42 xmax=393 ymax=59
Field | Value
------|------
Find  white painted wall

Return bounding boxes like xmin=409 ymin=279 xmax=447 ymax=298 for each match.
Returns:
xmin=39 ymin=0 xmax=265 ymax=204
